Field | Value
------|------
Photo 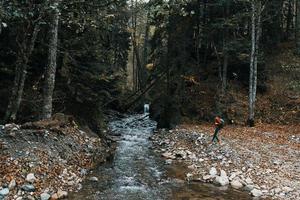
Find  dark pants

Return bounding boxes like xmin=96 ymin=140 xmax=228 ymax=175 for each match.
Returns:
xmin=212 ymin=126 xmax=222 ymax=143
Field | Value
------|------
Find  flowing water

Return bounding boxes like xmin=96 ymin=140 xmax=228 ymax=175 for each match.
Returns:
xmin=70 ymin=114 xmax=252 ymax=200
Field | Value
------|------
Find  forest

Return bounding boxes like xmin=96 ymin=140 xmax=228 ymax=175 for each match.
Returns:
xmin=0 ymin=0 xmax=299 ymax=200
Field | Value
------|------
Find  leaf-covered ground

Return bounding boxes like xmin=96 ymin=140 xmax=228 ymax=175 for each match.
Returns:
xmin=0 ymin=116 xmax=114 ymax=200
xmin=152 ymin=123 xmax=300 ymax=200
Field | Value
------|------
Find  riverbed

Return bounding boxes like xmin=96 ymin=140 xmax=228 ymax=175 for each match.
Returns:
xmin=69 ymin=115 xmax=252 ymax=200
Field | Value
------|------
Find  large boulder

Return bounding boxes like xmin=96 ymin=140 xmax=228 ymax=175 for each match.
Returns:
xmin=251 ymin=189 xmax=263 ymax=197
xmin=215 ymin=170 xmax=229 ymax=186
xmin=231 ymin=179 xmax=243 ymax=189
xmin=215 ymin=176 xmax=229 ymax=186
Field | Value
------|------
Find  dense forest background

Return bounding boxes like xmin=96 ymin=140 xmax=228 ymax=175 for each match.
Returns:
xmin=0 ymin=0 xmax=299 ymax=132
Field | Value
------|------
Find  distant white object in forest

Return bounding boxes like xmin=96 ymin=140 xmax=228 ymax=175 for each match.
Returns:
xmin=144 ymin=103 xmax=150 ymax=114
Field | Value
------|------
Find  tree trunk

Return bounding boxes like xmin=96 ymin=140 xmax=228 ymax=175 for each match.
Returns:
xmin=143 ymin=13 xmax=150 ymax=68
xmin=221 ymin=0 xmax=230 ymax=95
xmin=0 ymin=1 xmax=2 ymax=35
xmin=41 ymin=3 xmax=60 ymax=119
xmin=296 ymin=0 xmax=300 ymax=54
xmin=248 ymin=0 xmax=262 ymax=127
xmin=4 ymin=24 xmax=40 ymax=122
xmin=222 ymin=50 xmax=228 ymax=94
xmin=133 ymin=38 xmax=142 ymax=89
xmin=268 ymin=0 xmax=282 ymax=46
xmin=196 ymin=0 xmax=201 ymax=69
xmin=285 ymin=0 xmax=293 ymax=40
xmin=131 ymin=0 xmax=139 ymax=91
xmin=248 ymin=0 xmax=256 ymax=127
xmin=253 ymin=1 xmax=262 ymax=107
xmin=202 ymin=0 xmax=208 ymax=68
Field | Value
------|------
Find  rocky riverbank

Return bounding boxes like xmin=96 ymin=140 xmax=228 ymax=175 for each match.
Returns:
xmin=151 ymin=123 xmax=300 ymax=200
xmin=0 ymin=114 xmax=115 ymax=200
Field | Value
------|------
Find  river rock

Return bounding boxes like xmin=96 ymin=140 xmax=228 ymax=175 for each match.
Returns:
xmin=209 ymin=167 xmax=218 ymax=177
xmin=244 ymin=185 xmax=255 ymax=191
xmin=215 ymin=176 xmax=229 ymax=186
xmin=8 ymin=179 xmax=16 ymax=190
xmin=77 ymin=183 xmax=83 ymax=190
xmin=218 ymin=185 xmax=229 ymax=191
xmin=186 ymin=173 xmax=193 ymax=179
xmin=282 ymin=186 xmax=293 ymax=193
xmin=279 ymin=192 xmax=286 ymax=197
xmin=21 ymin=184 xmax=35 ymax=192
xmin=26 ymin=195 xmax=35 ymax=200
xmin=188 ymin=153 xmax=197 ymax=160
xmin=89 ymin=177 xmax=99 ymax=182
xmin=273 ymin=187 xmax=281 ymax=194
xmin=245 ymin=177 xmax=253 ymax=185
xmin=175 ymin=150 xmax=187 ymax=159
xmin=220 ymin=170 xmax=227 ymax=177
xmin=4 ymin=123 xmax=19 ymax=131
xmin=251 ymin=188 xmax=263 ymax=197
xmin=0 ymin=188 xmax=9 ymax=196
xmin=26 ymin=173 xmax=36 ymax=183
xmin=51 ymin=193 xmax=59 ymax=199
xmin=203 ymin=175 xmax=212 ymax=181
xmin=188 ymin=164 xmax=197 ymax=170
xmin=273 ymin=159 xmax=282 ymax=165
xmin=229 ymin=173 xmax=236 ymax=181
xmin=214 ymin=169 xmax=229 ymax=186
xmin=230 ymin=180 xmax=243 ymax=189
xmin=165 ymin=159 xmax=172 ymax=165
xmin=9 ymin=131 xmax=16 ymax=137
xmin=56 ymin=189 xmax=68 ymax=199
xmin=217 ymin=155 xmax=223 ymax=160
xmin=80 ymin=168 xmax=88 ymax=176
xmin=40 ymin=192 xmax=51 ymax=200
xmin=162 ymin=152 xmax=175 ymax=159
xmin=67 ymin=181 xmax=75 ymax=186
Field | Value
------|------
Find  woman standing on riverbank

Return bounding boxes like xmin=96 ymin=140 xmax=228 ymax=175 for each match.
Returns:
xmin=211 ymin=115 xmax=224 ymax=144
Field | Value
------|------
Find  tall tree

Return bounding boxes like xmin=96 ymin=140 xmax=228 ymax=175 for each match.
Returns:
xmin=266 ymin=0 xmax=283 ymax=46
xmin=0 ymin=2 xmax=3 ymax=35
xmin=296 ymin=0 xmax=300 ymax=54
xmin=285 ymin=0 xmax=293 ymax=40
xmin=4 ymin=1 xmax=46 ymax=122
xmin=221 ymin=0 xmax=230 ymax=95
xmin=142 ymin=12 xmax=150 ymax=68
xmin=248 ymin=0 xmax=262 ymax=127
xmin=41 ymin=0 xmax=60 ymax=119
xmin=4 ymin=23 xmax=40 ymax=122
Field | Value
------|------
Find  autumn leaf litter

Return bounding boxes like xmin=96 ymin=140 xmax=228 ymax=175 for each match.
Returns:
xmin=152 ymin=123 xmax=300 ymax=200
xmin=0 ymin=116 xmax=113 ymax=200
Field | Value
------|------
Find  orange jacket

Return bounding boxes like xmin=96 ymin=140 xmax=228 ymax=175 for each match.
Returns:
xmin=215 ymin=116 xmax=224 ymax=127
